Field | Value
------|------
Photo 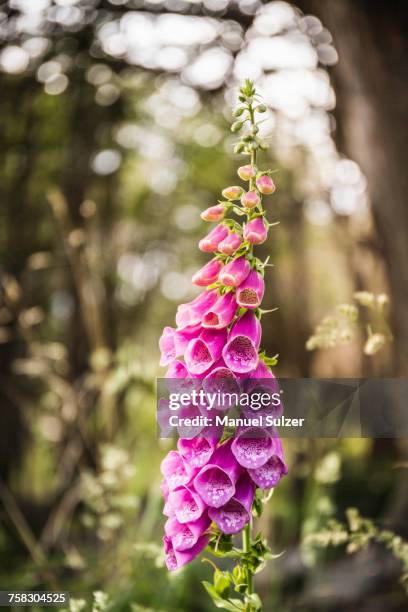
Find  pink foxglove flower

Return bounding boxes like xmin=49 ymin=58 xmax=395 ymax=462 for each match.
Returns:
xmin=241 ymin=190 xmax=261 ymax=209
xmin=201 ymin=292 xmax=237 ymax=330
xmin=176 ymin=290 xmax=218 ymax=328
xmin=243 ymin=217 xmax=268 ymax=244
xmin=159 ymin=324 xmax=201 ymax=366
xmin=199 ymin=224 xmax=229 ymax=253
xmin=247 ymin=437 xmax=288 ymax=488
xmin=219 ymin=256 xmax=250 ymax=287
xmin=192 ymin=258 xmax=223 ymax=286
xmin=222 ymin=311 xmax=261 ymax=373
xmin=236 ymin=270 xmax=265 ymax=309
xmin=208 ymin=473 xmax=255 ymax=534
xmin=164 ymin=534 xmax=209 ymax=571
xmin=201 ymin=205 xmax=225 ymax=222
xmin=158 ymin=81 xmax=287 ymax=591
xmin=202 ymin=359 xmax=241 ymax=410
xmin=193 ymin=440 xmax=241 ymax=508
xmin=218 ymin=232 xmax=242 ymax=256
xmin=231 ymin=427 xmax=277 ymax=469
xmin=222 ymin=185 xmax=243 ymax=200
xmin=178 ymin=437 xmax=218 ymax=469
xmin=165 ymin=514 xmax=211 ymax=552
xmin=237 ymin=165 xmax=257 ymax=181
xmin=168 ymin=486 xmax=207 ymax=524
xmin=184 ymin=328 xmax=227 ymax=375
xmin=256 ymin=174 xmax=276 ymax=195
xmin=160 ymin=450 xmax=195 ymax=491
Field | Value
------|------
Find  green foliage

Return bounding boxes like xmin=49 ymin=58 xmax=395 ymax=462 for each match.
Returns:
xmin=303 ymin=508 xmax=408 ymax=593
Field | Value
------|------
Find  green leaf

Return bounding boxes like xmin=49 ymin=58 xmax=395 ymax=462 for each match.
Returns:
xmin=245 ymin=593 xmax=262 ymax=610
xmin=202 ymin=583 xmax=244 ymax=611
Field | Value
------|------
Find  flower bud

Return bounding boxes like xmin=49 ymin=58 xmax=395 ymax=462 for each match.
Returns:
xmin=233 ymin=142 xmax=245 ymax=154
xmin=218 ymin=232 xmax=242 ymax=256
xmin=219 ymin=256 xmax=250 ymax=288
xmin=221 ymin=186 xmax=243 ymax=201
xmin=257 ymin=104 xmax=267 ymax=113
xmin=231 ymin=121 xmax=243 ymax=133
xmin=241 ymin=190 xmax=261 ymax=209
xmin=237 ymin=165 xmax=257 ymax=181
xmin=233 ymin=106 xmax=245 ymax=117
xmin=243 ymin=217 xmax=268 ymax=244
xmin=198 ymin=224 xmax=228 ymax=253
xmin=192 ymin=258 xmax=223 ymax=286
xmin=256 ymin=175 xmax=275 ymax=195
xmin=200 ymin=205 xmax=225 ymax=222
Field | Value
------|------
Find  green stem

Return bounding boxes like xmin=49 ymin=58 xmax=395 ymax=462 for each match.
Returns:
xmin=243 ymin=521 xmax=253 ymax=597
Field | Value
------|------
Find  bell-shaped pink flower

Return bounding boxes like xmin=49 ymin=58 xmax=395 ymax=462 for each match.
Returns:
xmin=219 ymin=256 xmax=250 ymax=288
xmin=208 ymin=473 xmax=255 ymax=534
xmin=199 ymin=224 xmax=228 ymax=253
xmin=218 ymin=232 xmax=242 ymax=256
xmin=222 ymin=186 xmax=243 ymax=200
xmin=160 ymin=450 xmax=195 ymax=491
xmin=176 ymin=290 xmax=218 ymax=328
xmin=201 ymin=205 xmax=225 ymax=222
xmin=231 ymin=427 xmax=277 ymax=469
xmin=178 ymin=437 xmax=217 ymax=469
xmin=243 ymin=217 xmax=268 ymax=244
xmin=164 ymin=534 xmax=209 ymax=571
xmin=222 ymin=311 xmax=261 ymax=373
xmin=201 ymin=292 xmax=237 ymax=330
xmin=236 ymin=270 xmax=265 ymax=309
xmin=203 ymin=359 xmax=241 ymax=410
xmin=192 ymin=258 xmax=223 ymax=286
xmin=168 ymin=486 xmax=207 ymax=523
xmin=165 ymin=513 xmax=211 ymax=552
xmin=185 ymin=328 xmax=227 ymax=375
xmin=243 ymin=360 xmax=279 ymax=395
xmin=237 ymin=165 xmax=257 ymax=181
xmin=159 ymin=324 xmax=201 ymax=366
xmin=241 ymin=361 xmax=283 ymax=420
xmin=256 ymin=175 xmax=276 ymax=195
xmin=193 ymin=440 xmax=241 ymax=508
xmin=241 ymin=190 xmax=261 ymax=209
xmin=165 ymin=360 xmax=189 ymax=379
xmin=247 ymin=437 xmax=288 ymax=489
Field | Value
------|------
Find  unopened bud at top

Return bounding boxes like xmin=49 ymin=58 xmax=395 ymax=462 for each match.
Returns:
xmin=237 ymin=165 xmax=257 ymax=181
xmin=256 ymin=175 xmax=275 ymax=195
xmin=222 ymin=186 xmax=243 ymax=201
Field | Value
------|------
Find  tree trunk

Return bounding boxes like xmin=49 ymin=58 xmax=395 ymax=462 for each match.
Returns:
xmin=296 ymin=0 xmax=408 ymax=374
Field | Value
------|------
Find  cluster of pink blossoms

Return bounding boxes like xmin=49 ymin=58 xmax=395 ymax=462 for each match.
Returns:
xmin=159 ymin=165 xmax=287 ymax=572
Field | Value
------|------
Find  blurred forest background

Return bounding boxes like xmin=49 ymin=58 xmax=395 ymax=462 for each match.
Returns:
xmin=0 ymin=0 xmax=407 ymax=610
